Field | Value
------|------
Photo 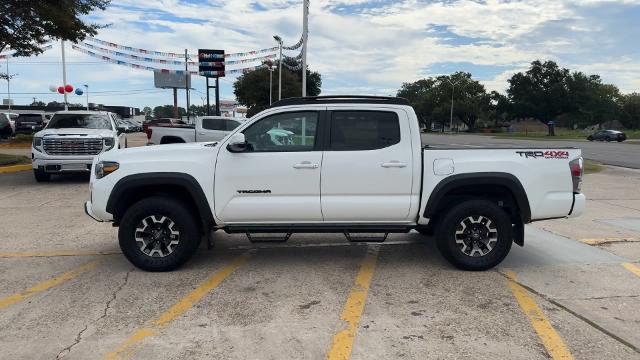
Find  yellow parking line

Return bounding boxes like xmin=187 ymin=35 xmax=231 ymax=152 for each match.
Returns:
xmin=505 ymin=270 xmax=573 ymax=360
xmin=0 ymin=164 xmax=32 ymax=174
xmin=326 ymin=246 xmax=379 ymax=360
xmin=622 ymin=263 xmax=640 ymax=277
xmin=0 ymin=260 xmax=100 ymax=310
xmin=103 ymin=252 xmax=251 ymax=360
xmin=0 ymin=250 xmax=121 ymax=258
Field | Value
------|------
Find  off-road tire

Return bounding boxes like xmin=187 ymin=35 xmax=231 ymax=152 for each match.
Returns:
xmin=436 ymin=199 xmax=513 ymax=271
xmin=33 ymin=168 xmax=51 ymax=182
xmin=119 ymin=196 xmax=201 ymax=272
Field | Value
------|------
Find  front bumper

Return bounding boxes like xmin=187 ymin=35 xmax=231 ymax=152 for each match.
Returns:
xmin=32 ymin=152 xmax=96 ymax=173
xmin=84 ymin=201 xmax=103 ymax=222
xmin=569 ymin=193 xmax=586 ymax=218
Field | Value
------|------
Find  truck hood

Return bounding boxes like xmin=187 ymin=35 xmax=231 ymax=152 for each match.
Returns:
xmin=100 ymin=141 xmax=218 ymax=162
xmin=36 ymin=128 xmax=114 ymax=138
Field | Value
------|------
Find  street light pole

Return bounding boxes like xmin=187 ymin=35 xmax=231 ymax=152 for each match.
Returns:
xmin=273 ymin=36 xmax=283 ymax=101
xmin=83 ymin=84 xmax=89 ymax=110
xmin=268 ymin=65 xmax=274 ymax=105
xmin=446 ymin=77 xmax=462 ymax=133
xmin=301 ymin=0 xmax=309 ymax=97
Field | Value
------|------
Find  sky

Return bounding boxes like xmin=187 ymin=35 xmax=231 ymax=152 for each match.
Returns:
xmin=2 ymin=0 xmax=640 ymax=110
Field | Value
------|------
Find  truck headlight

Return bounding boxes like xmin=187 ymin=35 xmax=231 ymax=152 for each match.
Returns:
xmin=95 ymin=161 xmax=119 ymax=179
xmin=103 ymin=137 xmax=115 ymax=150
xmin=32 ymin=137 xmax=42 ymax=149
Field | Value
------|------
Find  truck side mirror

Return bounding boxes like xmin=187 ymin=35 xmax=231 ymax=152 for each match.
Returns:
xmin=226 ymin=133 xmax=250 ymax=153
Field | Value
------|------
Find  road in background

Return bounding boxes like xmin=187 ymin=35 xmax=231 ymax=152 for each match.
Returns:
xmin=422 ymin=133 xmax=640 ymax=169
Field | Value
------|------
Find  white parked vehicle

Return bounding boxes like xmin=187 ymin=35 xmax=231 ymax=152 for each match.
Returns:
xmin=32 ymin=111 xmax=127 ymax=182
xmin=85 ymin=96 xmax=586 ymax=272
xmin=147 ymin=116 xmax=244 ymax=145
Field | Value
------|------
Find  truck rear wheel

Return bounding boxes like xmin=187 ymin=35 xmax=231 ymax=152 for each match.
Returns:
xmin=118 ymin=196 xmax=201 ymax=272
xmin=435 ymin=200 xmax=512 ymax=271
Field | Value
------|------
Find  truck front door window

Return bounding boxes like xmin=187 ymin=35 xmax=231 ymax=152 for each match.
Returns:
xmin=243 ymin=112 xmax=318 ymax=152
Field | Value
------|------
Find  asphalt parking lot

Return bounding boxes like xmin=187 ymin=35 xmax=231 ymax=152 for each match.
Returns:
xmin=1 ymin=134 xmax=640 ymax=359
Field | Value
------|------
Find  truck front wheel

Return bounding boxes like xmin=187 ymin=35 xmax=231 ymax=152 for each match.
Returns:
xmin=118 ymin=196 xmax=201 ymax=272
xmin=436 ymin=200 xmax=512 ymax=271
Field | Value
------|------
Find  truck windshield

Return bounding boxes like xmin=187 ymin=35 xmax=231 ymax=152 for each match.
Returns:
xmin=47 ymin=114 xmax=112 ymax=130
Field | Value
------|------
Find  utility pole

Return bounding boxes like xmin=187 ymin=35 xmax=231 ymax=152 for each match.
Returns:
xmin=273 ymin=35 xmax=283 ymax=101
xmin=61 ymin=40 xmax=68 ymax=111
xmin=83 ymin=84 xmax=89 ymax=110
xmin=185 ymin=49 xmax=190 ymax=122
xmin=302 ymin=0 xmax=309 ymax=97
xmin=6 ymin=56 xmax=11 ymax=110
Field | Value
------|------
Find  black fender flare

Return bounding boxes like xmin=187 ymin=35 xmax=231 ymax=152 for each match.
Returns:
xmin=106 ymin=172 xmax=215 ymax=229
xmin=423 ymin=172 xmax=531 ymax=223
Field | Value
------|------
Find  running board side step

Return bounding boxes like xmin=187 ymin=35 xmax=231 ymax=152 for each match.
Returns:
xmin=344 ymin=232 xmax=388 ymax=242
xmin=246 ymin=232 xmax=292 ymax=243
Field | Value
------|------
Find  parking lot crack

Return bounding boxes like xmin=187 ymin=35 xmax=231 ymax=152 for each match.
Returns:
xmin=55 ymin=267 xmax=134 ymax=359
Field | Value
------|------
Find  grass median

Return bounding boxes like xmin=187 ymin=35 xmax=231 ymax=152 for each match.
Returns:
xmin=491 ymin=129 xmax=640 ymax=141
xmin=0 ymin=154 xmax=30 ymax=167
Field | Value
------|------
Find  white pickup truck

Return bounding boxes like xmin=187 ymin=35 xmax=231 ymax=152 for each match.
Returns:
xmin=32 ymin=111 xmax=127 ymax=182
xmin=147 ymin=116 xmax=243 ymax=145
xmin=85 ymin=96 xmax=585 ymax=272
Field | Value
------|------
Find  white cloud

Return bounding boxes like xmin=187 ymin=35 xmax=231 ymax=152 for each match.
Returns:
xmin=3 ymin=0 xmax=639 ymax=108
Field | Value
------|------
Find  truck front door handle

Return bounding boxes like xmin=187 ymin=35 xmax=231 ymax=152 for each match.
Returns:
xmin=293 ymin=161 xmax=319 ymax=169
xmin=381 ymin=161 xmax=407 ymax=168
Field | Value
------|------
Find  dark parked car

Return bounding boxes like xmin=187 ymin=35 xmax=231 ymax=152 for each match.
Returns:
xmin=15 ymin=113 xmax=46 ymax=134
xmin=587 ymin=130 xmax=627 ymax=142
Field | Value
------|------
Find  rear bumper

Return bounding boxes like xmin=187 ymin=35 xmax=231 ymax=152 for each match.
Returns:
xmin=569 ymin=193 xmax=586 ymax=218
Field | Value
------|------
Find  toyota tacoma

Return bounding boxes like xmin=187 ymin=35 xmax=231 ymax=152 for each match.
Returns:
xmin=85 ymin=96 xmax=585 ymax=271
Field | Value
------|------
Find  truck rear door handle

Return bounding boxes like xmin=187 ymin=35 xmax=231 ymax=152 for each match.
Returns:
xmin=293 ymin=161 xmax=319 ymax=169
xmin=381 ymin=161 xmax=407 ymax=168
xmin=198 ymin=132 xmax=205 ymax=135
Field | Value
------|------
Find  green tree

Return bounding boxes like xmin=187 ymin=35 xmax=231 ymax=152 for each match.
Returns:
xmin=31 ymin=100 xmax=46 ymax=106
xmin=153 ymin=105 xmax=185 ymax=118
xmin=142 ymin=106 xmax=152 ymax=120
xmin=234 ymin=62 xmax=322 ymax=117
xmin=620 ymin=93 xmax=640 ymax=129
xmin=564 ymin=72 xmax=621 ymax=128
xmin=507 ymin=60 xmax=571 ymax=135
xmin=397 ymin=72 xmax=491 ymax=131
xmin=0 ymin=0 xmax=110 ymax=56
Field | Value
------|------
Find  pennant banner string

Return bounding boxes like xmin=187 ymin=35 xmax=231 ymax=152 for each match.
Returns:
xmin=86 ymin=37 xmax=279 ymax=59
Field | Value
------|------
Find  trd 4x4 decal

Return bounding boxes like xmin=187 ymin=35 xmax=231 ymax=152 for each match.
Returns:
xmin=516 ymin=151 xmax=569 ymax=159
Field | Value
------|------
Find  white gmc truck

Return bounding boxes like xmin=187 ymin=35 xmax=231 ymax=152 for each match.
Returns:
xmin=32 ymin=111 xmax=127 ymax=182
xmin=85 ymin=96 xmax=585 ymax=272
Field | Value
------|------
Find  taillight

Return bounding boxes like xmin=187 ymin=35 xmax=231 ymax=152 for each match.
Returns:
xmin=569 ymin=158 xmax=583 ymax=193
xmin=146 ymin=128 xmax=152 ymax=139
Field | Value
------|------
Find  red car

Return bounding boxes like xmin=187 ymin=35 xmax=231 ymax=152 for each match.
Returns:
xmin=143 ymin=118 xmax=191 ymax=138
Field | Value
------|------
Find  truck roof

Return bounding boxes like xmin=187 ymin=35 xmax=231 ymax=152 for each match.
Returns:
xmin=53 ymin=110 xmax=111 ymax=115
xmin=269 ymin=95 xmax=411 ymax=108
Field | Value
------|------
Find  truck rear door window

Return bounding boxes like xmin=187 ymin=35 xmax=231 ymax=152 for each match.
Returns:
xmin=329 ymin=111 xmax=400 ymax=151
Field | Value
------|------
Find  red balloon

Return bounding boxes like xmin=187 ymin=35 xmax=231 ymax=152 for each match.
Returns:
xmin=65 ymin=84 xmax=73 ymax=93
xmin=57 ymin=86 xmax=65 ymax=94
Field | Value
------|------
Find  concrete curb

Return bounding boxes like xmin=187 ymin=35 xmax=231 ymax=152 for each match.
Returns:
xmin=0 ymin=164 xmax=32 ymax=174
